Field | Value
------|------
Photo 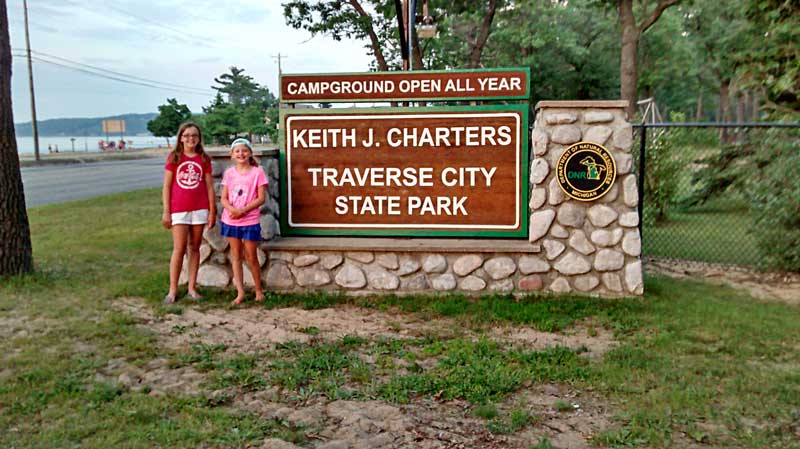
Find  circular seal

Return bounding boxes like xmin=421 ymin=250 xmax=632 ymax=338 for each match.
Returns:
xmin=555 ymin=141 xmax=616 ymax=201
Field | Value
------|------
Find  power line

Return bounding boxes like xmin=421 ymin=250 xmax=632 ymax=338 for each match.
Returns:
xmin=11 ymin=47 xmax=214 ymax=93
xmin=99 ymin=1 xmax=221 ymax=48
xmin=11 ymin=53 xmax=214 ymax=96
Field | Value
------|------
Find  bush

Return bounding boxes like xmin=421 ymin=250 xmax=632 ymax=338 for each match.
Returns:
xmin=643 ymin=113 xmax=690 ymax=224
xmin=748 ymin=126 xmax=800 ymax=271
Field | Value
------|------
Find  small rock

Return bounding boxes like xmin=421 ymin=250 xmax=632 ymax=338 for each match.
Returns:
xmin=553 ymin=252 xmax=591 ymax=275
xmin=529 ymin=209 xmax=556 ymax=242
xmin=602 ymin=273 xmax=623 ymax=292
xmin=569 ymin=230 xmax=596 ymax=255
xmin=453 ymin=254 xmax=484 ymax=276
xmin=584 ymin=125 xmax=612 ymax=144
xmin=431 ymin=274 xmax=457 ymax=291
xmin=530 ymin=158 xmax=550 ymax=185
xmin=594 ymin=249 xmax=625 ymax=271
xmin=619 ymin=211 xmax=639 ymax=227
xmin=422 ymin=254 xmax=448 ymax=273
xmin=293 ymin=254 xmax=319 ymax=267
xmin=518 ymin=275 xmax=543 ymax=290
xmin=545 ymin=112 xmax=578 ymax=125
xmin=489 ymin=278 xmax=514 ymax=292
xmin=574 ymin=275 xmax=600 ymax=292
xmin=396 ymin=256 xmax=421 ymax=276
xmin=459 ymin=275 xmax=486 ymax=291
xmin=625 ymin=261 xmax=644 ymax=294
xmin=335 ymin=263 xmax=367 ymax=289
xmin=346 ymin=252 xmax=374 ymax=263
xmin=321 ymin=253 xmax=344 ymax=270
xmin=265 ymin=263 xmax=294 ymax=289
xmin=622 ymin=230 xmax=642 ymax=256
xmin=518 ymin=255 xmax=550 ymax=274
xmin=484 ymin=257 xmax=517 ymax=280
xmin=587 ymin=205 xmax=618 ymax=228
xmin=550 ymin=277 xmax=572 ymax=293
xmin=552 ymin=125 xmax=582 ymax=144
xmin=376 ymin=254 xmax=399 ymax=270
xmin=532 ymin=129 xmax=549 ymax=156
xmin=529 ymin=187 xmax=547 ymax=209
xmin=544 ymin=239 xmax=566 ymax=260
xmin=557 ymin=203 xmax=585 ymax=228
xmin=584 ymin=111 xmax=614 ymax=123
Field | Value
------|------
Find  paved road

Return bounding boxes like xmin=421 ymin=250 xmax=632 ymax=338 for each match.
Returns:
xmin=21 ymin=157 xmax=166 ymax=207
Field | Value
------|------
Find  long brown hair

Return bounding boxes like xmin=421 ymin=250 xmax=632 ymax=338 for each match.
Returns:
xmin=169 ymin=122 xmax=210 ymax=165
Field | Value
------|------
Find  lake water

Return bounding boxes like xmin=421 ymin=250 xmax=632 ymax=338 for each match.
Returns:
xmin=16 ymin=134 xmax=166 ymax=154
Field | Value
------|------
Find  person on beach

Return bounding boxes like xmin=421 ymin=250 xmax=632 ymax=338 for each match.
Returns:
xmin=162 ymin=122 xmax=216 ymax=304
xmin=220 ymin=138 xmax=267 ymax=305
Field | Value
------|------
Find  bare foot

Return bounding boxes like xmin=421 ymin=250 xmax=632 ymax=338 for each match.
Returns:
xmin=231 ymin=295 xmax=245 ymax=306
xmin=254 ymin=292 xmax=265 ymax=302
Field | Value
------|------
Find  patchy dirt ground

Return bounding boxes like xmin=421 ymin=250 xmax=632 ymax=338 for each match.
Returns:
xmin=645 ymin=257 xmax=800 ymax=305
xmin=111 ymin=297 xmax=618 ymax=449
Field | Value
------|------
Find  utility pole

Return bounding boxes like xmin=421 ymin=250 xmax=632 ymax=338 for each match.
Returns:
xmin=272 ymin=53 xmax=287 ymax=78
xmin=22 ymin=0 xmax=39 ymax=161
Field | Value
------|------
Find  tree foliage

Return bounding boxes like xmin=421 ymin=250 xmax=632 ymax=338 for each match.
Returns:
xmin=203 ymin=67 xmax=278 ymax=143
xmin=147 ymin=98 xmax=192 ymax=146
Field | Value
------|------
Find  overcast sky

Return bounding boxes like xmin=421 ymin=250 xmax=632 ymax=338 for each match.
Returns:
xmin=7 ymin=0 xmax=374 ymax=123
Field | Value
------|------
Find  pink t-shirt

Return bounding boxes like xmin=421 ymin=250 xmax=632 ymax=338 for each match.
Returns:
xmin=221 ymin=165 xmax=268 ymax=226
xmin=165 ymin=152 xmax=212 ymax=213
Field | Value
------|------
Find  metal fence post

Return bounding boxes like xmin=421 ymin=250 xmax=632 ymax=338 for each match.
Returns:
xmin=637 ymin=124 xmax=646 ymax=237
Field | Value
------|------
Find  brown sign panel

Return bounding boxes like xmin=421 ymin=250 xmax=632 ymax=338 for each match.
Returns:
xmin=281 ymin=68 xmax=530 ymax=103
xmin=101 ymin=119 xmax=126 ymax=134
xmin=281 ymin=105 xmax=529 ymax=237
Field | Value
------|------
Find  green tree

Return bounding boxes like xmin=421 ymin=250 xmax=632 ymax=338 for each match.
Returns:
xmin=213 ymin=66 xmax=262 ymax=107
xmin=147 ymin=98 xmax=192 ymax=146
xmin=0 ymin=0 xmax=32 ymax=275
xmin=487 ymin=0 xmax=618 ymax=104
xmin=203 ymin=68 xmax=278 ymax=144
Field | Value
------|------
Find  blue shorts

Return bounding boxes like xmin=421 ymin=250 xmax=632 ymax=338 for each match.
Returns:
xmin=220 ymin=223 xmax=262 ymax=241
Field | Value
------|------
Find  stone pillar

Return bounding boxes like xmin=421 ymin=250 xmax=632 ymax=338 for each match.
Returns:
xmin=180 ymin=148 xmax=280 ymax=289
xmin=528 ymin=101 xmax=643 ymax=296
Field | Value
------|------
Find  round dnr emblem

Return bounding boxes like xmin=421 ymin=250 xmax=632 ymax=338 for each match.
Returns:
xmin=556 ymin=142 xmax=616 ymax=201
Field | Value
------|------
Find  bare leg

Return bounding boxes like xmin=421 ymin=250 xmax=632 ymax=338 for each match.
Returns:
xmin=244 ymin=240 xmax=264 ymax=301
xmin=187 ymin=224 xmax=205 ymax=297
xmin=228 ymin=237 xmax=245 ymax=304
xmin=169 ymin=225 xmax=189 ymax=298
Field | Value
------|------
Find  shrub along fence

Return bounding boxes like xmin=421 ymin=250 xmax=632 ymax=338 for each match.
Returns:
xmin=633 ymin=122 xmax=800 ymax=272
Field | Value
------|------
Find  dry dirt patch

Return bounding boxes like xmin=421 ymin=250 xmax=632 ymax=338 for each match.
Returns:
xmin=646 ymin=258 xmax=800 ymax=305
xmin=110 ymin=297 xmax=618 ymax=448
xmin=114 ymin=297 xmax=617 ymax=357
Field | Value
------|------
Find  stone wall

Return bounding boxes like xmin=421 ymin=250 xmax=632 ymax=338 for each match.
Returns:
xmin=188 ymin=101 xmax=643 ymax=297
xmin=528 ymin=101 xmax=642 ymax=295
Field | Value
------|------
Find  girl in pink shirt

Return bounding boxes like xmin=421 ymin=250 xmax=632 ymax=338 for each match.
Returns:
xmin=220 ymin=138 xmax=268 ymax=305
xmin=162 ymin=122 xmax=216 ymax=304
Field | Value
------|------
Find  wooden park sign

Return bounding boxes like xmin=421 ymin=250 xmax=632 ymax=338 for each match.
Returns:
xmin=281 ymin=68 xmax=529 ymax=103
xmin=279 ymin=69 xmax=530 ymax=237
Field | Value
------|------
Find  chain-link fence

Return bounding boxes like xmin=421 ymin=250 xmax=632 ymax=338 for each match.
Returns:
xmin=633 ymin=123 xmax=800 ymax=271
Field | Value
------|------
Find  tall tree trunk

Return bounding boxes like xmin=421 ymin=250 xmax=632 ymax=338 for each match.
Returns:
xmin=349 ymin=0 xmax=388 ymax=71
xmin=618 ymin=0 xmax=681 ymax=118
xmin=696 ymin=89 xmax=704 ymax=121
xmin=619 ymin=0 xmax=639 ymax=118
xmin=466 ymin=0 xmax=498 ymax=68
xmin=751 ymin=90 xmax=760 ymax=121
xmin=0 ymin=0 xmax=34 ymax=276
xmin=719 ymin=80 xmax=732 ymax=143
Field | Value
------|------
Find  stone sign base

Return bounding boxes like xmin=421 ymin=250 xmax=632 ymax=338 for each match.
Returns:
xmin=186 ymin=100 xmax=644 ymax=297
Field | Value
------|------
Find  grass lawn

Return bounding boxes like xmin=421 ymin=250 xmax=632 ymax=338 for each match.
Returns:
xmin=1 ymin=189 xmax=798 ymax=448
xmin=644 ymin=206 xmax=761 ymax=266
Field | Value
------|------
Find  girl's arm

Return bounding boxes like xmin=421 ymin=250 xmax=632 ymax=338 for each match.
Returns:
xmin=162 ymin=170 xmax=173 ymax=229
xmin=240 ymin=185 xmax=267 ymax=215
xmin=205 ymin=172 xmax=216 ymax=229
xmin=220 ymin=184 xmax=233 ymax=214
